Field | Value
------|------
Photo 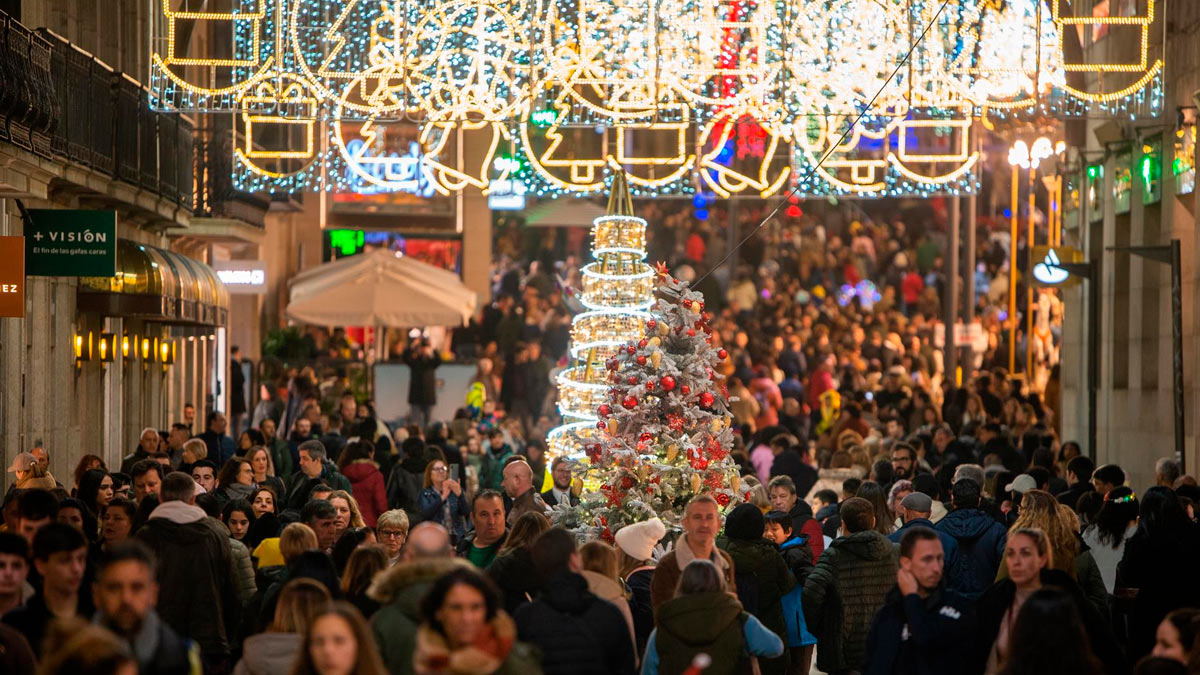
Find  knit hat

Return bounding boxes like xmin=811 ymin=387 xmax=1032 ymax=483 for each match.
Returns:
xmin=900 ymin=492 xmax=933 ymax=514
xmin=614 ymin=517 xmax=667 ymax=562
xmin=724 ymin=503 xmax=765 ymax=541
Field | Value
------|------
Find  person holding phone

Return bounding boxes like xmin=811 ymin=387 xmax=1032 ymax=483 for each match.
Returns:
xmin=417 ymin=459 xmax=468 ymax=544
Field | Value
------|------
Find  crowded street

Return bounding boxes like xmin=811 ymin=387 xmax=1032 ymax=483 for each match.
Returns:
xmin=0 ymin=0 xmax=1198 ymax=673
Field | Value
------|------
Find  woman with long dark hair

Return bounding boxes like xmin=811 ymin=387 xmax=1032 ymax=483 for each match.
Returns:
xmin=216 ymin=458 xmax=255 ymax=504
xmin=292 ymin=602 xmax=388 ymax=675
xmin=855 ymin=480 xmax=894 ymax=536
xmin=1118 ymin=487 xmax=1200 ymax=661
xmin=1083 ymin=486 xmax=1139 ymax=594
xmin=999 ymin=588 xmax=1101 ymax=675
xmin=76 ymin=468 xmax=113 ymax=521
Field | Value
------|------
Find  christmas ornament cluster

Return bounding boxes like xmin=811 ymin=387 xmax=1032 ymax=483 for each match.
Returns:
xmin=553 ymin=264 xmax=748 ymax=541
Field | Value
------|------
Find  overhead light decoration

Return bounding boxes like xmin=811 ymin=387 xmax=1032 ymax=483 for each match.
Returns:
xmin=148 ymin=0 xmax=1165 ymax=198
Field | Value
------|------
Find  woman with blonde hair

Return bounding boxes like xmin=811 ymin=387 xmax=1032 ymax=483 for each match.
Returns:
xmin=579 ymin=540 xmax=636 ymax=649
xmin=233 ymin=578 xmax=331 ymax=675
xmin=327 ymin=490 xmax=366 ymax=541
xmin=486 ymin=511 xmax=550 ymax=615
xmin=246 ymin=445 xmax=285 ymax=499
xmin=1004 ymin=490 xmax=1078 ymax=578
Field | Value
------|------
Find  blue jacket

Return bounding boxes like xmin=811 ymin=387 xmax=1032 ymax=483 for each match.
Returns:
xmin=887 ymin=519 xmax=959 ymax=573
xmin=934 ymin=508 xmax=1006 ymax=600
xmin=417 ymin=487 xmax=468 ymax=543
xmin=862 ymin=585 xmax=976 ymax=675
xmin=779 ymin=535 xmax=817 ymax=649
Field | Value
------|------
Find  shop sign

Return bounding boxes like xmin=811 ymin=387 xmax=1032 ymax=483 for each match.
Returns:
xmin=24 ymin=210 xmax=116 ymax=277
xmin=1032 ymin=245 xmax=1083 ymax=287
xmin=0 ymin=237 xmax=24 ymax=317
xmin=214 ymin=260 xmax=267 ymax=294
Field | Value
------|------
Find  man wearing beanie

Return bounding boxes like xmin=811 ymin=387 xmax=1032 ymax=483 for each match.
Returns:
xmin=650 ymin=495 xmax=736 ymax=613
xmin=935 ymin=478 xmax=1006 ymax=600
xmin=718 ymin=504 xmax=795 ymax=675
xmin=614 ymin=518 xmax=667 ymax=655
xmin=887 ymin=492 xmax=958 ymax=571
xmin=803 ymin=497 xmax=899 ymax=673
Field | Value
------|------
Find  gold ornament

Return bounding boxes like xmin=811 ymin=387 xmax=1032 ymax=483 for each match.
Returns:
xmin=666 ymin=444 xmax=678 ymax=462
xmin=657 ymin=322 xmax=670 ymax=336
xmin=648 ymin=337 xmax=661 ymax=347
xmin=731 ymin=474 xmax=741 ymax=493
xmin=690 ymin=473 xmax=702 ymax=493
xmin=638 ymin=464 xmax=650 ymax=482
xmin=651 ymin=351 xmax=662 ymax=368
xmin=607 ymin=419 xmax=618 ymax=435
xmin=710 ymin=418 xmax=722 ymax=433
xmin=571 ymin=477 xmax=583 ymax=497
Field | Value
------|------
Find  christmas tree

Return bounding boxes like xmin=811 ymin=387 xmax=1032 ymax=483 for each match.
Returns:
xmin=556 ymin=267 xmax=747 ymax=539
xmin=547 ymin=173 xmax=655 ymax=458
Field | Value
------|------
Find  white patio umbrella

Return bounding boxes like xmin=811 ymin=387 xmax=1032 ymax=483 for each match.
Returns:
xmin=286 ymin=248 xmax=477 ymax=328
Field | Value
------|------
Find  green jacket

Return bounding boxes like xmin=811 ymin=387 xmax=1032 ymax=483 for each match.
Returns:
xmin=368 ymin=558 xmax=474 ymax=675
xmin=803 ymin=530 xmax=898 ymax=673
xmin=656 ymin=591 xmax=751 ymax=675
xmin=719 ymin=538 xmax=795 ymax=675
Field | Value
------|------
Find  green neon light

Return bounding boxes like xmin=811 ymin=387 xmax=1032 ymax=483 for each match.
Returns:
xmin=329 ymin=229 xmax=365 ymax=256
xmin=1087 ymin=165 xmax=1103 ymax=179
xmin=530 ymin=109 xmax=557 ymax=126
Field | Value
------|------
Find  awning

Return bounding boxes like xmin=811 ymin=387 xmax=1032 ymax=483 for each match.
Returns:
xmin=78 ymin=240 xmax=229 ymax=326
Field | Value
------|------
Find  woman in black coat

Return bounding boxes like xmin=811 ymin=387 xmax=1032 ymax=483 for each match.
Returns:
xmin=1117 ymin=486 xmax=1200 ymax=661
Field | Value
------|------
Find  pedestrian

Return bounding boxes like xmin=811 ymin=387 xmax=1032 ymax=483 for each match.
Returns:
xmin=414 ymin=566 xmax=542 ymax=674
xmin=999 ymin=588 xmax=1103 ymax=675
xmin=973 ymin=527 xmax=1122 ymax=675
xmin=650 ymin=495 xmax=737 ymax=612
xmin=863 ymin=526 xmax=975 ymax=675
xmin=419 ymin=457 xmax=469 ymax=543
xmin=404 ymin=337 xmax=442 ymax=429
xmin=338 ymin=440 xmax=388 ymax=527
xmin=0 ymin=534 xmax=28 ymax=617
xmin=1149 ymin=608 xmax=1200 ymax=665
xmin=217 ymin=457 xmax=256 ymax=506
xmin=250 ymin=486 xmax=278 ymax=519
xmin=375 ymin=509 xmax=410 ymax=567
xmin=370 ymin=522 xmax=467 ymax=675
xmin=2 ymin=522 xmax=90 ymax=657
xmin=887 ymin=491 xmax=959 ymax=567
xmin=121 ymin=428 xmax=162 ymax=474
xmin=856 ymin=480 xmax=895 ymax=536
xmin=803 ymin=497 xmax=899 ymax=674
xmin=936 ymin=478 xmax=1007 ymax=599
xmin=332 ymin=527 xmax=378 ymax=575
xmin=763 ymin=510 xmax=817 ymax=674
xmin=234 ymin=577 xmax=331 ymax=675
xmin=292 ymin=602 xmax=388 ymax=675
xmin=135 ymin=471 xmax=238 ymax=672
xmin=93 ymin=541 xmax=200 ymax=675
xmin=541 ymin=456 xmax=579 ymax=508
xmin=1117 ymin=486 xmax=1200 ymax=660
xmin=199 ymin=412 xmax=236 ymax=466
xmin=513 ymin=528 xmax=636 ymax=675
xmin=811 ymin=488 xmax=842 ymax=539
xmin=260 ymin=418 xmax=293 ymax=480
xmin=1081 ymin=486 xmax=1139 ymax=594
xmin=614 ymin=516 xmax=666 ymax=656
xmin=721 ymin=504 xmax=795 ymax=674
xmin=328 ymin=490 xmax=366 ymax=542
xmin=12 ymin=489 xmax=58 ymax=546
xmin=246 ymin=446 xmax=286 ymax=504
xmin=642 ymin=559 xmax=784 ymax=675
xmin=341 ymin=545 xmax=387 ymax=618
xmin=1056 ymin=456 xmax=1096 ymax=510
xmin=34 ymin=618 xmax=134 ymax=675
xmin=387 ymin=437 xmax=430 ymax=519
xmin=458 ymin=491 xmax=508 ymax=568
xmin=1092 ymin=465 xmax=1127 ymax=498
xmin=767 ymin=475 xmax=825 ymax=558
xmin=288 ymin=441 xmax=352 ymax=510
xmin=486 ymin=511 xmax=550 ymax=615
xmin=76 ymin=467 xmax=114 ymax=519
xmin=500 ymin=460 xmax=548 ymax=526
xmin=579 ymin=541 xmax=637 ymax=648
xmin=130 ymin=460 xmax=164 ymax=504
xmin=100 ymin=497 xmax=137 ymax=551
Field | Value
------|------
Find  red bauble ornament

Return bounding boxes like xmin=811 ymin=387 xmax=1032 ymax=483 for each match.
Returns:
xmin=596 ymin=421 xmax=607 ymax=430
xmin=646 ymin=319 xmax=657 ymax=330
xmin=682 ymin=300 xmax=693 ymax=310
xmin=681 ymin=384 xmax=691 ymax=395
xmin=638 ymin=338 xmax=648 ymax=348
xmin=717 ymin=348 xmax=728 ymax=360
xmin=606 ymin=358 xmax=619 ymax=371
xmin=646 ymin=379 xmax=657 ymax=390
xmin=639 ymin=432 xmax=653 ymax=442
xmin=700 ymin=392 xmax=715 ymax=407
xmin=686 ymin=329 xmax=696 ymax=337
xmin=626 ymin=375 xmax=638 ymax=385
xmin=636 ymin=355 xmax=647 ymax=366
xmin=586 ymin=444 xmax=602 ymax=462
xmin=598 ymin=404 xmax=612 ymax=417
xmin=715 ymin=492 xmax=732 ymax=507
xmin=623 ymin=395 xmax=638 ymax=409
xmin=626 ymin=345 xmax=637 ymax=355
xmin=661 ymin=376 xmax=676 ymax=391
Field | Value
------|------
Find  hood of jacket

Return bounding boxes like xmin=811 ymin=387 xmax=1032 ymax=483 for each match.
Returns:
xmin=238 ymin=632 xmax=301 ymax=673
xmin=149 ymin=500 xmax=207 ymax=525
xmin=721 ymin=537 xmax=783 ymax=572
xmin=368 ymin=557 xmax=472 ymax=604
xmin=657 ymin=590 xmax=743 ymax=645
xmin=541 ymin=571 xmax=593 ymax=614
xmin=780 ymin=535 xmax=809 ymax=551
xmin=141 ymin=514 xmax=218 ymax=544
xmin=579 ymin=570 xmax=625 ymax=602
xmin=829 ymin=529 xmax=895 ymax=561
xmin=341 ymin=460 xmax=379 ymax=483
xmin=937 ymin=508 xmax=998 ymax=541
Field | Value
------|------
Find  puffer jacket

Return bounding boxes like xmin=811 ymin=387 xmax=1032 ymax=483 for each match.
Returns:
xmin=802 ymin=530 xmax=899 ymax=673
xmin=934 ymin=508 xmax=1007 ymax=600
xmin=341 ymin=460 xmax=388 ymax=526
xmin=232 ymin=632 xmax=300 ymax=675
xmin=514 ymin=571 xmax=636 ymax=675
xmin=367 ymin=557 xmax=474 ymax=675
xmin=719 ymin=538 xmax=794 ymax=675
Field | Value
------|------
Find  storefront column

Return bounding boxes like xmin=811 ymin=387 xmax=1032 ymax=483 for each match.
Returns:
xmin=459 ymin=127 xmax=492 ymax=301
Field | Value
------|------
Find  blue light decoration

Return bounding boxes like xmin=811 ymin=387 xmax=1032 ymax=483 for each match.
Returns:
xmin=146 ymin=0 xmax=1166 ymax=199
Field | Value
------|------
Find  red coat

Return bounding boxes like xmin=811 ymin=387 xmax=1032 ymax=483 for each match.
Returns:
xmin=342 ymin=460 xmax=388 ymax=527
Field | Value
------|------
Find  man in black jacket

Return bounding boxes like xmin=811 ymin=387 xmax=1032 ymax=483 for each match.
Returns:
xmin=1055 ymin=455 xmax=1096 ymax=510
xmin=515 ymin=528 xmax=636 ymax=675
xmin=863 ymin=526 xmax=975 ymax=675
xmin=94 ymin=541 xmax=199 ymax=675
xmin=136 ymin=472 xmax=237 ymax=673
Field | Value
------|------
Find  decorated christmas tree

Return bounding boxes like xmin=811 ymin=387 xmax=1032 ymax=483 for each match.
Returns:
xmin=547 ymin=173 xmax=655 ymax=458
xmin=555 ymin=267 xmax=747 ymax=539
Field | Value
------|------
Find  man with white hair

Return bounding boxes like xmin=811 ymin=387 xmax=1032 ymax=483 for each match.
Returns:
xmin=501 ymin=459 xmax=547 ymax=526
xmin=121 ymin=427 xmax=163 ymax=474
xmin=136 ymin=472 xmax=237 ymax=671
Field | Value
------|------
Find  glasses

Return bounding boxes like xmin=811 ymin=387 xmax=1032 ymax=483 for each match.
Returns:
xmin=432 ymin=466 xmax=448 ymax=473
xmin=378 ymin=529 xmax=406 ymax=539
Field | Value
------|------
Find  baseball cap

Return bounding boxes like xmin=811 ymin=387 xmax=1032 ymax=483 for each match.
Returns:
xmin=1005 ymin=473 xmax=1037 ymax=494
xmin=6 ymin=453 xmax=35 ymax=473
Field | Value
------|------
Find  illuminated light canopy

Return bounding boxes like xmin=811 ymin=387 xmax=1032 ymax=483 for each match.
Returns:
xmin=149 ymin=0 xmax=1165 ymax=197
